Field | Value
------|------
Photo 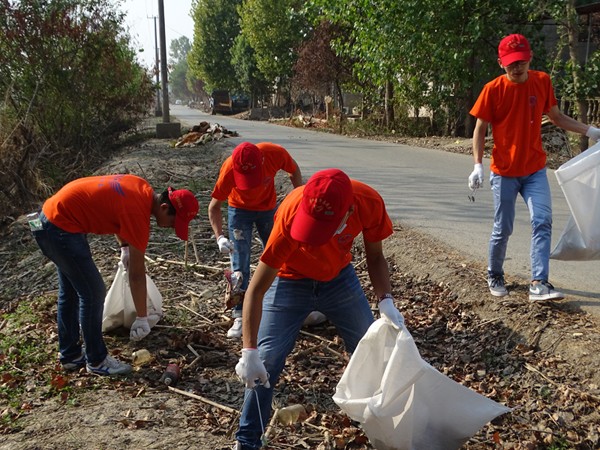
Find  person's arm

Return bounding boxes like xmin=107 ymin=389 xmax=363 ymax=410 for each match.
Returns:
xmin=546 ymin=105 xmax=593 ymax=135
xmin=208 ymin=197 xmax=225 ymax=238
xmin=289 ymin=161 xmax=303 ymax=188
xmin=128 ymin=246 xmax=147 ymax=318
xmin=472 ymin=118 xmax=489 ymax=164
xmin=242 ymin=261 xmax=279 ymax=349
xmin=364 ymin=239 xmax=392 ymax=298
xmin=365 ymin=239 xmax=404 ymax=327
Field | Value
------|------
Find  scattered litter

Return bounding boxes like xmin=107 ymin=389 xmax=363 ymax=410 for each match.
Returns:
xmin=175 ymin=122 xmax=239 ymax=148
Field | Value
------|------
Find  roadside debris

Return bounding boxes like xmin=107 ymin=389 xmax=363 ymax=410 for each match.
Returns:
xmin=175 ymin=121 xmax=239 ymax=148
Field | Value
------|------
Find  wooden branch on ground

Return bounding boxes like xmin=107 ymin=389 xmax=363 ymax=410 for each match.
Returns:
xmin=177 ymin=303 xmax=213 ymax=323
xmin=154 ymin=257 xmax=222 ymax=272
xmin=168 ymin=386 xmax=238 ymax=414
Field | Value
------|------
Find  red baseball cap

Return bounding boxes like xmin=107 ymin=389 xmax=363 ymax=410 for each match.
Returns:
xmin=168 ymin=188 xmax=199 ymax=241
xmin=498 ymin=34 xmax=531 ymax=66
xmin=232 ymin=142 xmax=263 ymax=190
xmin=291 ymin=169 xmax=353 ymax=246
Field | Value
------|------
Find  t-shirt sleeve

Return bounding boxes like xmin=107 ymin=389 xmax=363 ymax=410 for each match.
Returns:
xmin=542 ymin=73 xmax=558 ymax=113
xmin=354 ymin=182 xmax=393 ymax=243
xmin=211 ymin=158 xmax=234 ymax=201
xmin=470 ymin=83 xmax=494 ymax=123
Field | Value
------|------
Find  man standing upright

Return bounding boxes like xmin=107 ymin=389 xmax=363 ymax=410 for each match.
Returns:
xmin=468 ymin=33 xmax=600 ymax=301
xmin=208 ymin=141 xmax=302 ymax=338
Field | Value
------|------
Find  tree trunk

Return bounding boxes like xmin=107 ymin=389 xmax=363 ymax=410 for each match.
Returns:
xmin=566 ymin=0 xmax=589 ymax=153
xmin=384 ymin=80 xmax=394 ymax=129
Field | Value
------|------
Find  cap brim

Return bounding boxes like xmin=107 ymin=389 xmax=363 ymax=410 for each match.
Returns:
xmin=500 ymin=51 xmax=531 ymax=66
xmin=174 ymin=215 xmax=191 ymax=241
xmin=291 ymin=210 xmax=339 ymax=246
xmin=233 ymin=170 xmax=262 ymax=190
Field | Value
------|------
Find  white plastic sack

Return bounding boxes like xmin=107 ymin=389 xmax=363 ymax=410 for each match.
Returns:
xmin=551 ymin=142 xmax=600 ymax=260
xmin=333 ymin=319 xmax=510 ymax=450
xmin=102 ymin=262 xmax=163 ymax=332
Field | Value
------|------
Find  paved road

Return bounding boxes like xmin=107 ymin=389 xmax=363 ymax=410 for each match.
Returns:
xmin=170 ymin=105 xmax=600 ymax=320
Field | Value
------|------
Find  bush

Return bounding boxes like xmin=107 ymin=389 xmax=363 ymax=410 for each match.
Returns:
xmin=0 ymin=0 xmax=155 ymax=220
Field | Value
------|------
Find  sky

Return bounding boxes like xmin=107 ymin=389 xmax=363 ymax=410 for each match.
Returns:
xmin=120 ymin=0 xmax=195 ymax=69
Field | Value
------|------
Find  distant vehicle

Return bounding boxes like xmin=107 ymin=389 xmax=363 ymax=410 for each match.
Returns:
xmin=175 ymin=99 xmax=183 ymax=105
xmin=210 ymin=90 xmax=250 ymax=115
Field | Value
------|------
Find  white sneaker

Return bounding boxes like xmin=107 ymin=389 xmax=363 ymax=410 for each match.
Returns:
xmin=227 ymin=317 xmax=243 ymax=338
xmin=529 ymin=281 xmax=564 ymax=302
xmin=86 ymin=354 xmax=132 ymax=376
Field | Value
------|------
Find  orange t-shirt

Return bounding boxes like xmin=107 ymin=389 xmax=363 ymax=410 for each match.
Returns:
xmin=211 ymin=142 xmax=298 ymax=211
xmin=260 ymin=180 xmax=393 ymax=281
xmin=42 ymin=174 xmax=154 ymax=251
xmin=470 ymin=70 xmax=557 ymax=177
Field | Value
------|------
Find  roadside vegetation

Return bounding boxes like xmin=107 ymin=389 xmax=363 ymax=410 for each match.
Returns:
xmin=2 ymin=0 xmax=600 ymax=223
xmin=0 ymin=0 xmax=154 ymax=221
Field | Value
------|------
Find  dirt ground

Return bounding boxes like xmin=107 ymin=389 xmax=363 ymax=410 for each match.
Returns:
xmin=1 ymin=122 xmax=600 ymax=450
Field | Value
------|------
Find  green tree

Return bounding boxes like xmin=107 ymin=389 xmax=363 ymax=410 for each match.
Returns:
xmin=230 ymin=33 xmax=270 ymax=105
xmin=0 ymin=0 xmax=154 ymax=216
xmin=536 ymin=0 xmax=600 ymax=151
xmin=169 ymin=36 xmax=193 ymax=101
xmin=238 ymin=0 xmax=308 ymax=97
xmin=307 ymin=0 xmax=530 ymax=135
xmin=188 ymin=0 xmax=242 ymax=92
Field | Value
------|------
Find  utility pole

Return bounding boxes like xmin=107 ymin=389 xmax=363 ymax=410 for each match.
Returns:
xmin=152 ymin=15 xmax=162 ymax=117
xmin=155 ymin=0 xmax=181 ymax=138
xmin=158 ymin=0 xmax=169 ymax=123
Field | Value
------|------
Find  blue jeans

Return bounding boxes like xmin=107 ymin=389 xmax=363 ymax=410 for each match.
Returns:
xmin=235 ymin=264 xmax=374 ymax=449
xmin=33 ymin=212 xmax=108 ymax=365
xmin=488 ymin=168 xmax=552 ymax=282
xmin=228 ymin=206 xmax=275 ymax=314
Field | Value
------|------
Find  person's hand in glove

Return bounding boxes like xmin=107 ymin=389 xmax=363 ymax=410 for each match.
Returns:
xmin=468 ymin=163 xmax=484 ymax=190
xmin=217 ymin=235 xmax=234 ymax=253
xmin=378 ymin=296 xmax=405 ymax=328
xmin=235 ymin=348 xmax=270 ymax=389
xmin=120 ymin=245 xmax=130 ymax=269
xmin=130 ymin=316 xmax=151 ymax=341
xmin=586 ymin=125 xmax=600 ymax=142
xmin=147 ymin=313 xmax=162 ymax=327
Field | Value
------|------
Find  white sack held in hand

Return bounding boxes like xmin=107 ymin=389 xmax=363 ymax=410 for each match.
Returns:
xmin=551 ymin=142 xmax=600 ymax=260
xmin=102 ymin=262 xmax=163 ymax=332
xmin=333 ymin=319 xmax=510 ymax=450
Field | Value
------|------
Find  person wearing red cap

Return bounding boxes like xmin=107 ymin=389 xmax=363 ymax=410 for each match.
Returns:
xmin=468 ymin=33 xmax=600 ymax=302
xmin=232 ymin=168 xmax=404 ymax=450
xmin=33 ymin=174 xmax=199 ymax=376
xmin=208 ymin=141 xmax=302 ymax=338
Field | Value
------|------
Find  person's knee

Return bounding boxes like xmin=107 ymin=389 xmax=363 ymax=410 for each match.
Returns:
xmin=531 ymin=211 xmax=552 ymax=229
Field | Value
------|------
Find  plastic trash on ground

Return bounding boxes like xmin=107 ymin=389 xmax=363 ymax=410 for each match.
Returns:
xmin=333 ymin=319 xmax=510 ymax=450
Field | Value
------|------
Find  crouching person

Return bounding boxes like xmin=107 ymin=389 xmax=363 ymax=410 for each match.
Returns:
xmin=33 ymin=174 xmax=198 ymax=376
xmin=232 ymin=169 xmax=404 ymax=449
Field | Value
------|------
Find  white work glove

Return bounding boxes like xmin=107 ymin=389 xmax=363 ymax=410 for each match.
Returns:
xmin=468 ymin=163 xmax=484 ymax=190
xmin=235 ymin=348 xmax=270 ymax=389
xmin=217 ymin=235 xmax=234 ymax=253
xmin=586 ymin=125 xmax=600 ymax=142
xmin=130 ymin=316 xmax=151 ymax=341
xmin=120 ymin=246 xmax=130 ymax=268
xmin=378 ymin=297 xmax=405 ymax=328
xmin=147 ymin=313 xmax=162 ymax=328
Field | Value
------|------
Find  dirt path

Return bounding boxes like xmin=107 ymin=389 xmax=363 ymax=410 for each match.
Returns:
xmin=1 ymin=132 xmax=600 ymax=449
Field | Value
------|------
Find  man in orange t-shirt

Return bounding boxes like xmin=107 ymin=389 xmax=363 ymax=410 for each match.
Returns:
xmin=208 ymin=142 xmax=302 ymax=338
xmin=34 ymin=174 xmax=198 ymax=376
xmin=468 ymin=34 xmax=600 ymax=302
xmin=232 ymin=169 xmax=404 ymax=450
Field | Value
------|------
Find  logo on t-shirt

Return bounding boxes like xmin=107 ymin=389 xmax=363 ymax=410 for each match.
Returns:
xmin=98 ymin=175 xmax=126 ymax=197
